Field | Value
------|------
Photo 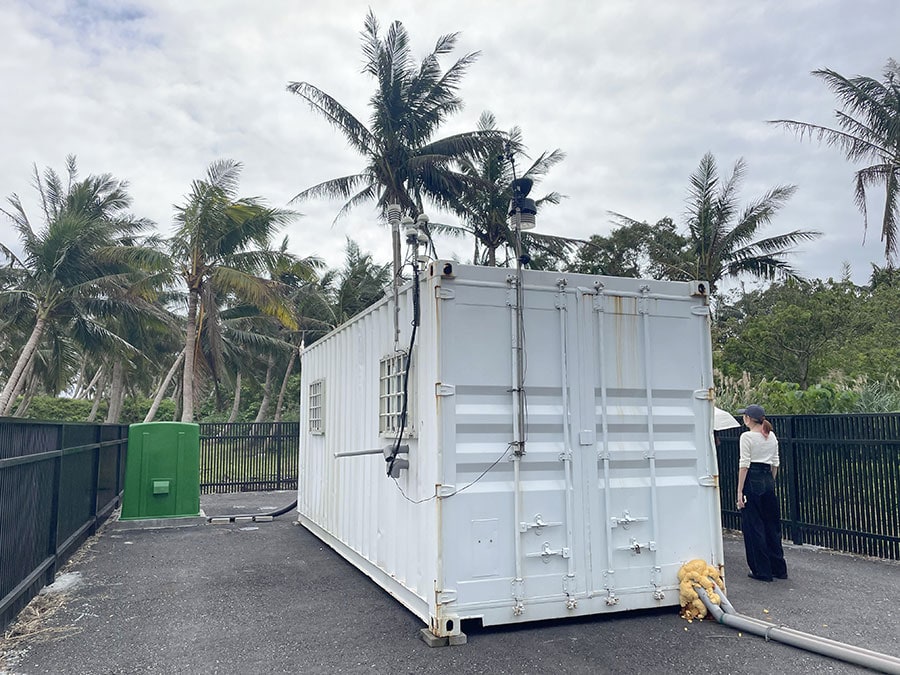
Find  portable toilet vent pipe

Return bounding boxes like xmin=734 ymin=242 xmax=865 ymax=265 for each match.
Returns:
xmin=697 ymin=586 xmax=900 ymax=674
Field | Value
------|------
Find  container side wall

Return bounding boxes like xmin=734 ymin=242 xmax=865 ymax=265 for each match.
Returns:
xmin=297 ymin=282 xmax=439 ymax=622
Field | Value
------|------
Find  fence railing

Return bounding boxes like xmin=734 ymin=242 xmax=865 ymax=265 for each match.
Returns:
xmin=717 ymin=413 xmax=900 ymax=560
xmin=199 ymin=422 xmax=299 ymax=494
xmin=0 ymin=418 xmax=127 ymax=629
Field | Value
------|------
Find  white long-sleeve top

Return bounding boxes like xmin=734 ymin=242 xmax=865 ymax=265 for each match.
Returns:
xmin=738 ymin=430 xmax=780 ymax=469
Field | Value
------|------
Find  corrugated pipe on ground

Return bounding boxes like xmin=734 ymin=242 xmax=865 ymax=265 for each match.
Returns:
xmin=697 ymin=585 xmax=900 ymax=674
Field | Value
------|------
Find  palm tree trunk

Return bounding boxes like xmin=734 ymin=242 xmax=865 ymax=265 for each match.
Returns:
xmin=182 ymin=289 xmax=199 ymax=422
xmin=12 ymin=361 xmax=38 ymax=417
xmin=81 ymin=367 xmax=104 ymax=401
xmin=144 ymin=351 xmax=185 ymax=423
xmin=273 ymin=349 xmax=297 ymax=423
xmin=87 ymin=369 xmax=108 ymax=422
xmin=105 ymin=360 xmax=125 ymax=423
xmin=254 ymin=354 xmax=275 ymax=423
xmin=227 ymin=371 xmax=242 ymax=423
xmin=488 ymin=245 xmax=497 ymax=267
xmin=0 ymin=315 xmax=47 ymax=414
xmin=173 ymin=378 xmax=183 ymax=421
xmin=5 ymin=357 xmax=35 ymax=417
xmin=73 ymin=363 xmax=87 ymax=399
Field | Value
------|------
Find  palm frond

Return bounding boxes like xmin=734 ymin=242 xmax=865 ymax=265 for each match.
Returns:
xmin=287 ymin=82 xmax=375 ymax=156
xmin=290 ymin=173 xmax=372 ymax=205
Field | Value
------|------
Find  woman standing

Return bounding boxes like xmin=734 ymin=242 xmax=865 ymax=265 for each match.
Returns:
xmin=735 ymin=404 xmax=788 ymax=582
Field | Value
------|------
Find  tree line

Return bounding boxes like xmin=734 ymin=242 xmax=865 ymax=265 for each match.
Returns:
xmin=1 ymin=13 xmax=898 ymax=421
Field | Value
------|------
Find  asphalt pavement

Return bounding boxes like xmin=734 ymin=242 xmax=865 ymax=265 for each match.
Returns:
xmin=2 ymin=491 xmax=898 ymax=674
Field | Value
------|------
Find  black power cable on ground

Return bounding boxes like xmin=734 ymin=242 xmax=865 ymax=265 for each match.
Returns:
xmin=207 ymin=499 xmax=298 ymax=524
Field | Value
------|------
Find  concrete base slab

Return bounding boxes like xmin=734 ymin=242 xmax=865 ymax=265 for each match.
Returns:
xmin=419 ymin=628 xmax=467 ymax=647
xmin=113 ymin=512 xmax=207 ymax=531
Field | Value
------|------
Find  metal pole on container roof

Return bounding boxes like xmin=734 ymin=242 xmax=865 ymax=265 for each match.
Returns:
xmin=508 ymin=171 xmax=538 ymax=614
xmin=508 ymin=175 xmax=535 ymax=458
xmin=387 ymin=203 xmax=402 ymax=350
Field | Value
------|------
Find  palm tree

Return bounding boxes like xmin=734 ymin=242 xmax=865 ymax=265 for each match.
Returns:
xmin=447 ymin=111 xmax=574 ymax=266
xmin=330 ymin=239 xmax=392 ymax=323
xmin=286 ymin=10 xmax=497 ymax=221
xmin=771 ymin=60 xmax=900 ymax=261
xmin=0 ymin=156 xmax=166 ymax=414
xmin=170 ymin=159 xmax=298 ymax=422
xmin=668 ymin=153 xmax=820 ymax=294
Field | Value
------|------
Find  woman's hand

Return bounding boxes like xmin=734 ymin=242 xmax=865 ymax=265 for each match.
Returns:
xmin=736 ymin=494 xmax=746 ymax=510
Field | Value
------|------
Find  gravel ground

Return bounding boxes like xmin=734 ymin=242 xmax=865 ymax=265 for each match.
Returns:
xmin=2 ymin=490 xmax=898 ymax=675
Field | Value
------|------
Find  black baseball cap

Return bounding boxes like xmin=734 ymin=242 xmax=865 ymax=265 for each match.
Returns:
xmin=737 ymin=404 xmax=766 ymax=421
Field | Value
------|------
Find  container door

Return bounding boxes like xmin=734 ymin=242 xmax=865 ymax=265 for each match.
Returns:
xmin=580 ymin=286 xmax=711 ymax=604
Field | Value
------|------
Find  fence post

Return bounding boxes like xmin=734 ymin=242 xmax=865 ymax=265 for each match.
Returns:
xmin=46 ymin=426 xmax=63 ymax=585
xmin=89 ymin=425 xmax=101 ymax=534
xmin=785 ymin=416 xmax=803 ymax=545
xmin=277 ymin=423 xmax=283 ymax=490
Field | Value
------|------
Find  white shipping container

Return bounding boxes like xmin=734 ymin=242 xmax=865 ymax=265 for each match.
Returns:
xmin=297 ymin=262 xmax=723 ymax=638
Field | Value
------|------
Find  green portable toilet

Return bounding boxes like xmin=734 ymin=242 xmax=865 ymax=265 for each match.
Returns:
xmin=121 ymin=422 xmax=200 ymax=520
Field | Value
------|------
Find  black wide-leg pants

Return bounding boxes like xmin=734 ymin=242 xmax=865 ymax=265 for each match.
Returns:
xmin=741 ymin=467 xmax=788 ymax=580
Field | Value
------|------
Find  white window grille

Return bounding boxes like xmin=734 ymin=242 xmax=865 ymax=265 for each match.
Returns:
xmin=379 ymin=351 xmax=415 ymax=437
xmin=308 ymin=379 xmax=325 ymax=435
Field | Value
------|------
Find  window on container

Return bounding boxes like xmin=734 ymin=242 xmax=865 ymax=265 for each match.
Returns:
xmin=308 ymin=379 xmax=325 ymax=435
xmin=379 ymin=352 xmax=415 ymax=437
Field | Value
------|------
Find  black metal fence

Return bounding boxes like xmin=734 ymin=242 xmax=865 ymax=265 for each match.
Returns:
xmin=0 ymin=418 xmax=128 ymax=629
xmin=199 ymin=422 xmax=299 ymax=494
xmin=717 ymin=413 xmax=900 ymax=560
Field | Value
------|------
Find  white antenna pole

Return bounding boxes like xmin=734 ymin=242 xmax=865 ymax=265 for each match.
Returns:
xmin=387 ymin=203 xmax=402 ymax=349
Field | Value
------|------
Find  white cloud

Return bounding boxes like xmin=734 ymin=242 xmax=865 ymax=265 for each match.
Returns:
xmin=1 ymin=0 xmax=897 ymax=285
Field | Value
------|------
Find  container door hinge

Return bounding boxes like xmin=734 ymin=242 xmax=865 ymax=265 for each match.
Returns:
xmin=651 ymin=566 xmax=664 ymax=600
xmin=511 ymin=578 xmax=526 ymax=610
xmin=435 ymin=588 xmax=457 ymax=605
xmin=435 ymin=287 xmax=455 ymax=300
xmin=436 ymin=484 xmax=456 ymax=497
xmin=694 ymin=388 xmax=714 ymax=400
xmin=435 ymin=383 xmax=456 ymax=397
xmin=698 ymin=475 xmax=718 ymax=487
xmin=691 ymin=305 xmax=711 ymax=316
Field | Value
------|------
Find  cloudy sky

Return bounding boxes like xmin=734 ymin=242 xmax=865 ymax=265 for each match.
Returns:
xmin=2 ymin=0 xmax=897 ymax=286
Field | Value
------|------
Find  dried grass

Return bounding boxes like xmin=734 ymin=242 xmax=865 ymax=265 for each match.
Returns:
xmin=0 ymin=509 xmax=119 ymax=669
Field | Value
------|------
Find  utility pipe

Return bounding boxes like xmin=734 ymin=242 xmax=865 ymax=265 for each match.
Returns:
xmin=703 ymin=585 xmax=899 ymax=666
xmin=594 ymin=285 xmax=615 ymax=586
xmin=639 ymin=286 xmax=661 ymax=567
xmin=556 ymin=279 xmax=576 ymax=580
xmin=508 ymin=277 xmax=525 ymax=610
xmin=696 ymin=587 xmax=900 ymax=674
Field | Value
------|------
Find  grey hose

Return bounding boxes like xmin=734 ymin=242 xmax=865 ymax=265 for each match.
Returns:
xmin=696 ymin=587 xmax=900 ymax=674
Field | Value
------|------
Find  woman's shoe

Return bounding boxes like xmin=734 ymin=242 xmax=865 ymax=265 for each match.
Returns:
xmin=748 ymin=572 xmax=773 ymax=582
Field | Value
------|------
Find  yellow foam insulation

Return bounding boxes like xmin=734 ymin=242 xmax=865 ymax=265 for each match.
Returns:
xmin=678 ymin=559 xmax=725 ymax=621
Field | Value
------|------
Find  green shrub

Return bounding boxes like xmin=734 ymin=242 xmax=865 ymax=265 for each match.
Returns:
xmin=24 ymin=396 xmax=101 ymax=422
xmin=714 ymin=371 xmax=870 ymax=415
